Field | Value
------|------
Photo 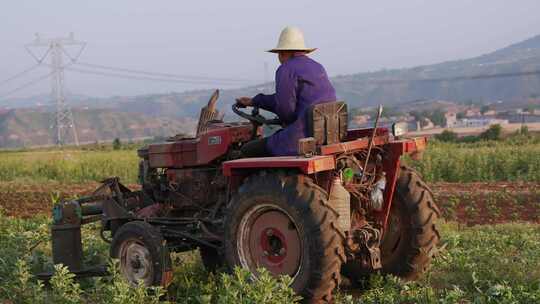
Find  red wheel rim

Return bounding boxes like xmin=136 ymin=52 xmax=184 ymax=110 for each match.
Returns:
xmin=237 ymin=205 xmax=302 ymax=278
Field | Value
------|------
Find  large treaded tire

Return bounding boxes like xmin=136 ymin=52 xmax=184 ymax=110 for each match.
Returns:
xmin=380 ymin=165 xmax=441 ymax=279
xmin=110 ymin=221 xmax=173 ymax=287
xmin=224 ymin=172 xmax=346 ymax=303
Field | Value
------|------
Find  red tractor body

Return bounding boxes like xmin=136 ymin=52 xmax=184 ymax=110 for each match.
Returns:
xmin=43 ymin=91 xmax=439 ymax=303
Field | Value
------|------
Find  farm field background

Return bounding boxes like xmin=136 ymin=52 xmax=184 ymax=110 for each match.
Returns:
xmin=1 ymin=137 xmax=539 ymax=303
xmin=1 ymin=136 xmax=539 ymax=184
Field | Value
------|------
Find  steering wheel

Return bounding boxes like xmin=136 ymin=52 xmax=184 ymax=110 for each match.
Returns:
xmin=232 ymin=104 xmax=282 ymax=126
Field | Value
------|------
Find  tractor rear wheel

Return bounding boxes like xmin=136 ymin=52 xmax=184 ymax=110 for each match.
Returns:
xmin=379 ymin=165 xmax=441 ymax=279
xmin=224 ymin=172 xmax=345 ymax=303
xmin=110 ymin=221 xmax=173 ymax=287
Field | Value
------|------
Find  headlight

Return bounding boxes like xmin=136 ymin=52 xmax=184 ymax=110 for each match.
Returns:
xmin=392 ymin=122 xmax=408 ymax=137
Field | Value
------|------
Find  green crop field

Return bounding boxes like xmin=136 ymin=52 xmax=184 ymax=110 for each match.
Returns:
xmin=1 ymin=136 xmax=539 ymax=303
xmin=0 ymin=136 xmax=539 ymax=184
xmin=1 ymin=212 xmax=539 ymax=303
xmin=0 ymin=149 xmax=139 ymax=184
xmin=409 ymin=138 xmax=540 ymax=182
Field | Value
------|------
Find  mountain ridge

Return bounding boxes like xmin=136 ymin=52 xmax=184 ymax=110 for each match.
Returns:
xmin=1 ymin=34 xmax=539 ymax=148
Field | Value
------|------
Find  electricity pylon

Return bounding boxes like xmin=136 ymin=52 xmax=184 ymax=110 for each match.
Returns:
xmin=26 ymin=33 xmax=86 ymax=146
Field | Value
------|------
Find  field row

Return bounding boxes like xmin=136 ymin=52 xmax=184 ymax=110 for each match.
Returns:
xmin=1 ymin=181 xmax=538 ymax=226
xmin=1 ymin=212 xmax=539 ymax=303
xmin=1 ymin=139 xmax=539 ymax=183
xmin=409 ymin=140 xmax=540 ymax=182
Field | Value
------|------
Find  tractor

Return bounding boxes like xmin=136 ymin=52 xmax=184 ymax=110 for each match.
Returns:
xmin=42 ymin=90 xmax=440 ymax=303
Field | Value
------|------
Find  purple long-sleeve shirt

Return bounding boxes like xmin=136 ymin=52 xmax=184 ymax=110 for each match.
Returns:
xmin=252 ymin=55 xmax=337 ymax=156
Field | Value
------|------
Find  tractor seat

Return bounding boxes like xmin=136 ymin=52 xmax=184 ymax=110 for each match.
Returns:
xmin=306 ymin=101 xmax=348 ymax=145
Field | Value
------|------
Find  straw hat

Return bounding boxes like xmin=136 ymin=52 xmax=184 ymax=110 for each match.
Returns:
xmin=268 ymin=26 xmax=317 ymax=53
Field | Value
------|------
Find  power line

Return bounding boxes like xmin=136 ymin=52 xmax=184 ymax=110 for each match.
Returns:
xmin=75 ymin=61 xmax=249 ymax=83
xmin=65 ymin=66 xmax=247 ymax=85
xmin=0 ymin=72 xmax=54 ymax=98
xmin=0 ymin=64 xmax=42 ymax=87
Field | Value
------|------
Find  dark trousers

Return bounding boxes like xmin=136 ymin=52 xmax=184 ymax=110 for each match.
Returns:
xmin=241 ymin=137 xmax=270 ymax=158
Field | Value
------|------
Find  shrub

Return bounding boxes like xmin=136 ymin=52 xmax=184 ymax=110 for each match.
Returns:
xmin=49 ymin=264 xmax=83 ymax=304
xmin=479 ymin=124 xmax=502 ymax=141
xmin=216 ymin=267 xmax=301 ymax=304
xmin=4 ymin=259 xmax=45 ymax=304
xmin=112 ymin=138 xmax=122 ymax=150
xmin=89 ymin=260 xmax=166 ymax=304
xmin=435 ymin=130 xmax=458 ymax=142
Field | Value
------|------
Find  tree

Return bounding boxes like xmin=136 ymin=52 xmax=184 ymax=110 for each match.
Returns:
xmin=112 ymin=138 xmax=122 ymax=150
xmin=480 ymin=124 xmax=502 ymax=141
xmin=519 ymin=125 xmax=529 ymax=136
xmin=435 ymin=130 xmax=458 ymax=142
xmin=429 ymin=109 xmax=446 ymax=127
xmin=456 ymin=112 xmax=465 ymax=120
xmin=480 ymin=105 xmax=491 ymax=115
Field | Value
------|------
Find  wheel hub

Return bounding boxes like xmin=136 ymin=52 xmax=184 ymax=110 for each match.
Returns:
xmin=261 ymin=228 xmax=288 ymax=263
xmin=120 ymin=240 xmax=153 ymax=285
xmin=238 ymin=206 xmax=302 ymax=278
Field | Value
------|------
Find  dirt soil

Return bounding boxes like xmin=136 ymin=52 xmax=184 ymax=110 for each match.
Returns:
xmin=0 ymin=181 xmax=139 ymax=218
xmin=1 ymin=181 xmax=538 ymax=224
xmin=431 ymin=182 xmax=540 ymax=225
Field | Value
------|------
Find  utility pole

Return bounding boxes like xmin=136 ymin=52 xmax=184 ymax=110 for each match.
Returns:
xmin=26 ymin=33 xmax=85 ymax=146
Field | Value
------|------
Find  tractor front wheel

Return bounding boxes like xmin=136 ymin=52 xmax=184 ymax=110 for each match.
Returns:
xmin=224 ymin=172 xmax=345 ymax=303
xmin=380 ymin=165 xmax=441 ymax=279
xmin=110 ymin=221 xmax=173 ymax=287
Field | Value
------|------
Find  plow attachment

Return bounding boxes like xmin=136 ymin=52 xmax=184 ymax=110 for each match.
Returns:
xmin=37 ymin=177 xmax=145 ymax=280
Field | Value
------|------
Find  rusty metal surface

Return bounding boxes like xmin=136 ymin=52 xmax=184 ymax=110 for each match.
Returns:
xmin=373 ymin=147 xmax=402 ymax=229
xmin=196 ymin=89 xmax=221 ymax=136
xmin=148 ymin=122 xmax=254 ymax=169
xmin=307 ymin=101 xmax=348 ymax=145
xmin=345 ymin=127 xmax=389 ymax=140
xmin=320 ymin=135 xmax=388 ymax=155
xmin=148 ymin=140 xmax=198 ymax=168
xmin=297 ymin=137 xmax=316 ymax=157
xmin=222 ymin=155 xmax=336 ymax=176
xmin=166 ymin=167 xmax=220 ymax=209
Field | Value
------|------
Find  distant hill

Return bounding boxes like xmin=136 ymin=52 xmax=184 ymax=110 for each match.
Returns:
xmin=72 ymin=34 xmax=540 ymax=117
xmin=1 ymin=34 xmax=539 ymax=148
xmin=332 ymin=34 xmax=540 ymax=107
xmin=0 ymin=108 xmax=195 ymax=148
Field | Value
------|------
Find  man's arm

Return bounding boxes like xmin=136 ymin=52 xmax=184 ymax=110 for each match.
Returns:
xmin=252 ymin=65 xmax=297 ymax=123
xmin=252 ymin=93 xmax=276 ymax=112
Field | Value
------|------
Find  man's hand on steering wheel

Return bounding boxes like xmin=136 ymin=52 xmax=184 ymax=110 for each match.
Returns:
xmin=232 ymin=99 xmax=282 ymax=126
xmin=235 ymin=97 xmax=253 ymax=108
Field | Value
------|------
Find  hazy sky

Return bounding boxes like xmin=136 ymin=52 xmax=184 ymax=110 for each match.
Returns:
xmin=1 ymin=0 xmax=539 ymax=99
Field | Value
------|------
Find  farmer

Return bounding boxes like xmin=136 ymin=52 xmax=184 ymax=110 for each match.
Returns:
xmin=236 ymin=26 xmax=336 ymax=157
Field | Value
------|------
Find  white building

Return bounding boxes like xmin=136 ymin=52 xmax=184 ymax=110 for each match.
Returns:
xmin=454 ymin=118 xmax=508 ymax=128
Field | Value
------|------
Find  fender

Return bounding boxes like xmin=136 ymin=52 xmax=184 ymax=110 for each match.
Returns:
xmin=222 ymin=155 xmax=335 ymax=177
